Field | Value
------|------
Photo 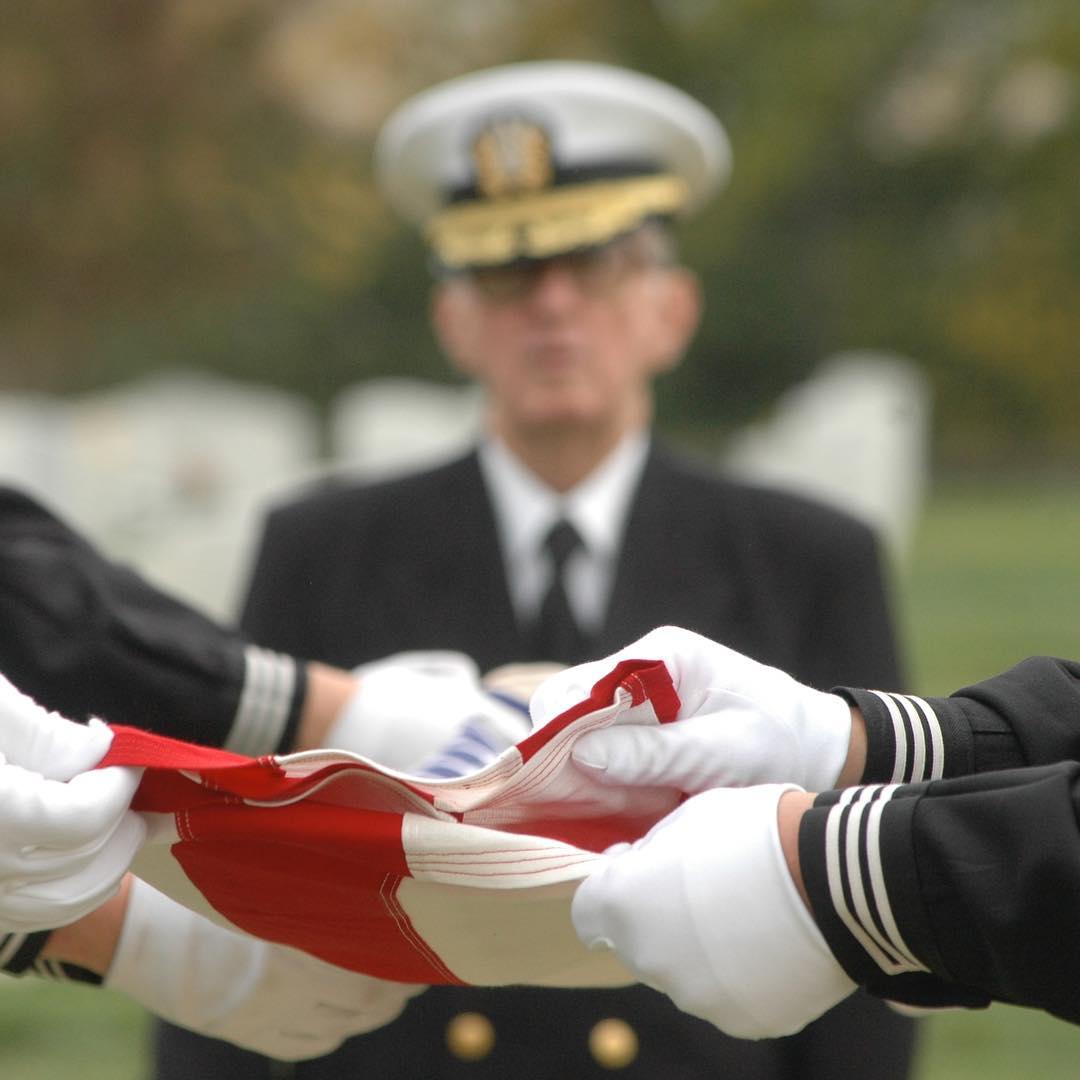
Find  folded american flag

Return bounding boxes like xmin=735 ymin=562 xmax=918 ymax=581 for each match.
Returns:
xmin=100 ymin=658 xmax=680 ymax=989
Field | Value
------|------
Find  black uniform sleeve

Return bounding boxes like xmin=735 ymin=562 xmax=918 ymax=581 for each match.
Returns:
xmin=0 ymin=486 xmax=305 ymax=753
xmin=0 ymin=930 xmax=101 ymax=986
xmin=837 ymin=656 xmax=1080 ymax=783
xmin=799 ymin=658 xmax=1080 ymax=1022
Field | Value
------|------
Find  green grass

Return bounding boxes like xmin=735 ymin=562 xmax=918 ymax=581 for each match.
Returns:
xmin=3 ymin=476 xmax=1079 ymax=1077
xmin=901 ymin=476 xmax=1080 ymax=695
xmin=914 ymin=1003 xmax=1080 ymax=1080
xmin=0 ymin=979 xmax=147 ymax=1079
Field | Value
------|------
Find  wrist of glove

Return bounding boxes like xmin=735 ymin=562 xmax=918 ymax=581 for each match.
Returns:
xmin=572 ymin=784 xmax=855 ymax=1038
xmin=326 ymin=652 xmax=531 ymax=774
xmin=106 ymin=879 xmax=424 ymax=1061
xmin=530 ymin=626 xmax=852 ymax=792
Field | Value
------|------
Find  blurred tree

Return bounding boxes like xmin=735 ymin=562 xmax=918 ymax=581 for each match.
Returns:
xmin=1 ymin=0 xmax=1077 ymax=460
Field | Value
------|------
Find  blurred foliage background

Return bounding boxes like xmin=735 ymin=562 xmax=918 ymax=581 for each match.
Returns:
xmin=2 ymin=0 xmax=1078 ymax=467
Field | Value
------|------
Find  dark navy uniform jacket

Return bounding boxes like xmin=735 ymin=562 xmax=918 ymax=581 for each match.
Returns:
xmin=152 ymin=443 xmax=916 ymax=1080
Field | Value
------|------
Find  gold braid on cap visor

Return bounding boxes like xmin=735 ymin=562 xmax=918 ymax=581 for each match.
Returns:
xmin=426 ymin=174 xmax=689 ymax=270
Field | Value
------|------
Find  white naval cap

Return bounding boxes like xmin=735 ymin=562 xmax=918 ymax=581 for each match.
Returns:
xmin=375 ymin=61 xmax=732 ymax=270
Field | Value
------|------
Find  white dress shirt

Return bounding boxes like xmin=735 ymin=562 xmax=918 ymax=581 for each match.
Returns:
xmin=477 ymin=432 xmax=650 ymax=635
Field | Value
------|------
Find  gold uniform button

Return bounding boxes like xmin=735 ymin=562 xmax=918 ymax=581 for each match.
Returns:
xmin=446 ymin=1011 xmax=495 ymax=1061
xmin=588 ymin=1018 xmax=639 ymax=1069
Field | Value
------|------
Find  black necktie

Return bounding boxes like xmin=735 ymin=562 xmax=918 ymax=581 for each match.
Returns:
xmin=530 ymin=519 xmax=591 ymax=664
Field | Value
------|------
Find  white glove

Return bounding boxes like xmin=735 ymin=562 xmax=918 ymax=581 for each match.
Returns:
xmin=326 ymin=652 xmax=530 ymax=773
xmin=0 ymin=673 xmax=145 ymax=930
xmin=530 ymin=627 xmax=853 ymax=793
xmin=0 ymin=762 xmax=145 ymax=931
xmin=571 ymin=784 xmax=855 ymax=1038
xmin=0 ymin=671 xmax=114 ymax=780
xmin=106 ymin=879 xmax=425 ymax=1061
xmin=412 ymin=661 xmax=561 ymax=778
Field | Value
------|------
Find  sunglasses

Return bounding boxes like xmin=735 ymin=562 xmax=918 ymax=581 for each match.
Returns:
xmin=456 ymin=232 xmax=672 ymax=304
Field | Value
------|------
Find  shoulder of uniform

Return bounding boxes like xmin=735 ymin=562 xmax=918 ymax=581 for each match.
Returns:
xmin=647 ymin=450 xmax=881 ymax=568
xmin=652 ymin=445 xmax=872 ymax=534
xmin=264 ymin=452 xmax=480 ymax=532
xmin=742 ymin=482 xmax=873 ymax=538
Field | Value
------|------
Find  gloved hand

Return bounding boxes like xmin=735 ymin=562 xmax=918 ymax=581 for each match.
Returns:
xmin=530 ymin=627 xmax=853 ymax=793
xmin=571 ymin=784 xmax=855 ymax=1038
xmin=106 ymin=879 xmax=426 ymax=1061
xmin=0 ymin=673 xmax=144 ymax=931
xmin=326 ymin=652 xmax=531 ymax=773
xmin=411 ymin=661 xmax=562 ymax=778
xmin=0 ymin=671 xmax=115 ymax=780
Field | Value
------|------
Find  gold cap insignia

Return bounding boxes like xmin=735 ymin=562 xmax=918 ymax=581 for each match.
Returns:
xmin=471 ymin=118 xmax=554 ymax=200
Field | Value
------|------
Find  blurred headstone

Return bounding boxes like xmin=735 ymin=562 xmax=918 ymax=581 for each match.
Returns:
xmin=724 ymin=352 xmax=932 ymax=565
xmin=0 ymin=393 xmax=74 ymax=505
xmin=0 ymin=372 xmax=321 ymax=620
